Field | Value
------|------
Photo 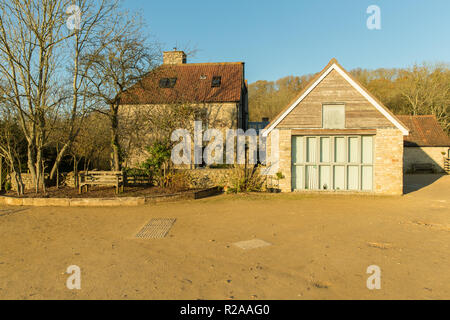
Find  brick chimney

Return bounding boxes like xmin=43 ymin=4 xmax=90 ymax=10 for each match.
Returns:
xmin=163 ymin=49 xmax=187 ymax=65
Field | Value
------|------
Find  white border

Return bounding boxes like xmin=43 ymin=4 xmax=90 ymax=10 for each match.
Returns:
xmin=262 ymin=63 xmax=409 ymax=137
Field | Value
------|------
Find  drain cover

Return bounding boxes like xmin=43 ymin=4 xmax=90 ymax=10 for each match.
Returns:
xmin=233 ymin=239 xmax=272 ymax=250
xmin=136 ymin=218 xmax=176 ymax=239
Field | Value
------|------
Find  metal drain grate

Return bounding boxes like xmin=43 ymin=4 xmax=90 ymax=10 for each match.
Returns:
xmin=136 ymin=218 xmax=176 ymax=239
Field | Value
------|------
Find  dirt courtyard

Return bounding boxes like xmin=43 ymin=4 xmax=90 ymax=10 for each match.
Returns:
xmin=0 ymin=175 xmax=449 ymax=300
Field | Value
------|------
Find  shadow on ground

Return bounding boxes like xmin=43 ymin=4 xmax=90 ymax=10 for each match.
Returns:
xmin=404 ymin=174 xmax=446 ymax=194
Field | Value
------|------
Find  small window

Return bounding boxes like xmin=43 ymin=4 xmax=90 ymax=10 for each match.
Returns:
xmin=159 ymin=78 xmax=177 ymax=88
xmin=323 ymin=104 xmax=345 ymax=129
xmin=211 ymin=76 xmax=222 ymax=87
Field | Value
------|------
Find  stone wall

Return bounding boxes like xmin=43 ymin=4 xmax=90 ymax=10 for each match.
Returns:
xmin=163 ymin=51 xmax=186 ymax=65
xmin=8 ymin=172 xmax=78 ymax=192
xmin=404 ymin=147 xmax=449 ymax=173
xmin=265 ymin=129 xmax=293 ymax=192
xmin=277 ymin=129 xmax=292 ymax=192
xmin=7 ymin=169 xmax=236 ymax=192
xmin=119 ymin=102 xmax=239 ymax=168
xmin=373 ymin=128 xmax=404 ymax=195
xmin=267 ymin=128 xmax=404 ymax=195
xmin=181 ymin=168 xmax=233 ymax=189
xmin=9 ymin=173 xmax=46 ymax=192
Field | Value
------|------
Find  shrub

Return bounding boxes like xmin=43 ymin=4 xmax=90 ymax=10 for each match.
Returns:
xmin=166 ymin=170 xmax=191 ymax=191
xmin=275 ymin=171 xmax=285 ymax=181
xmin=140 ymin=140 xmax=172 ymax=187
xmin=140 ymin=141 xmax=193 ymax=190
xmin=226 ymin=165 xmax=266 ymax=193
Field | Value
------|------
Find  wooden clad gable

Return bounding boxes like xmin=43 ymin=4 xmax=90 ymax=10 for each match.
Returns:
xmin=277 ymin=69 xmax=393 ymax=129
xmin=263 ymin=59 xmax=409 ymax=137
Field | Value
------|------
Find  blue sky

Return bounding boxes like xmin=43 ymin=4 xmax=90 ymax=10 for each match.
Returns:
xmin=124 ymin=0 xmax=450 ymax=83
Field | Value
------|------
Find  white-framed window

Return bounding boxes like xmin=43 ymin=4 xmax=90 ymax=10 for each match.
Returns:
xmin=323 ymin=104 xmax=345 ymax=129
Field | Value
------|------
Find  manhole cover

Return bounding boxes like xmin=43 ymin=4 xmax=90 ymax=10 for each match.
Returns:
xmin=136 ymin=218 xmax=176 ymax=239
xmin=233 ymin=239 xmax=272 ymax=250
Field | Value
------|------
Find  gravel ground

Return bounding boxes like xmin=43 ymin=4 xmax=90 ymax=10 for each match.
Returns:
xmin=0 ymin=175 xmax=448 ymax=300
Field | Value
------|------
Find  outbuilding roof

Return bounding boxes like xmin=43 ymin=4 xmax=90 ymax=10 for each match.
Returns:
xmin=396 ymin=115 xmax=450 ymax=147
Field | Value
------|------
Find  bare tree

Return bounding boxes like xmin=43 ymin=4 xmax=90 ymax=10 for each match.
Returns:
xmin=48 ymin=0 xmax=126 ymax=180
xmin=0 ymin=0 xmax=151 ymax=191
xmin=398 ymin=63 xmax=450 ymax=132
xmin=71 ymin=112 xmax=111 ymax=171
xmin=0 ymin=0 xmax=71 ymax=191
xmin=84 ymin=19 xmax=158 ymax=171
xmin=0 ymin=101 xmax=26 ymax=195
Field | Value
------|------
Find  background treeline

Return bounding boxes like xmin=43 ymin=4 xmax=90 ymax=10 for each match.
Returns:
xmin=249 ymin=63 xmax=450 ymax=133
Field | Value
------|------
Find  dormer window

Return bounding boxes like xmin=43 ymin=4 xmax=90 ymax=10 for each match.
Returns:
xmin=211 ymin=76 xmax=222 ymax=88
xmin=159 ymin=78 xmax=177 ymax=88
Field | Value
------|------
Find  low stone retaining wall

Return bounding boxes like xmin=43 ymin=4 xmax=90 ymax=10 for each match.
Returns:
xmin=0 ymin=187 xmax=221 ymax=207
xmin=0 ymin=196 xmax=146 ymax=207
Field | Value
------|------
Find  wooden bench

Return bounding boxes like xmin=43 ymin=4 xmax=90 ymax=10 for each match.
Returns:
xmin=412 ymin=163 xmax=434 ymax=174
xmin=78 ymin=171 xmax=125 ymax=194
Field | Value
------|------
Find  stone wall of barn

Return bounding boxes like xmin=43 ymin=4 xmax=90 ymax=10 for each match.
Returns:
xmin=267 ymin=128 xmax=405 ymax=195
xmin=276 ymin=129 xmax=292 ymax=193
xmin=403 ymin=147 xmax=449 ymax=173
xmin=373 ymin=128 xmax=404 ymax=195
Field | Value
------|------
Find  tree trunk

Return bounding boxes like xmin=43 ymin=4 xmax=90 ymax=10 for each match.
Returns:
xmin=35 ymin=148 xmax=42 ymax=193
xmin=27 ymin=144 xmax=37 ymax=187
xmin=73 ymin=155 xmax=80 ymax=188
xmin=13 ymin=171 xmax=25 ymax=196
xmin=50 ymin=142 xmax=70 ymax=181
xmin=0 ymin=156 xmax=3 ymax=192
xmin=110 ymin=103 xmax=121 ymax=171
xmin=41 ymin=159 xmax=46 ymax=194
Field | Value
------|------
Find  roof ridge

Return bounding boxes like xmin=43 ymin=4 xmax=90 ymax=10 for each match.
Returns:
xmin=161 ymin=62 xmax=244 ymax=66
xmin=396 ymin=115 xmax=438 ymax=121
xmin=411 ymin=115 xmax=435 ymax=118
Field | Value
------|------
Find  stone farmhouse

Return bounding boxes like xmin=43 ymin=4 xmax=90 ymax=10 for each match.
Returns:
xmin=118 ymin=50 xmax=248 ymax=167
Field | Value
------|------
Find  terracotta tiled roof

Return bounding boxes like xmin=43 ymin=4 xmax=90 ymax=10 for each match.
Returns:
xmin=120 ymin=62 xmax=245 ymax=104
xmin=396 ymin=115 xmax=450 ymax=147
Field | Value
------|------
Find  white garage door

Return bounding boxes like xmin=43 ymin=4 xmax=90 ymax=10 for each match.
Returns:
xmin=292 ymin=135 xmax=374 ymax=191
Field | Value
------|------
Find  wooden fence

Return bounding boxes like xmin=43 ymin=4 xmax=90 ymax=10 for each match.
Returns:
xmin=125 ymin=174 xmax=153 ymax=186
xmin=77 ymin=170 xmax=153 ymax=193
